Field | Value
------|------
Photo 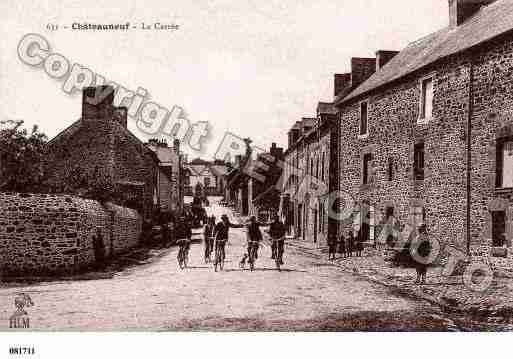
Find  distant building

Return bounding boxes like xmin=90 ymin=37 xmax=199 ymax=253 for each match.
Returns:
xmin=251 ymin=143 xmax=285 ymax=221
xmin=184 ymin=158 xmax=229 ymax=197
xmin=225 ymin=140 xmax=285 ymax=219
xmin=145 ymin=138 xmax=184 ymax=214
xmin=280 ymin=111 xmax=338 ymax=246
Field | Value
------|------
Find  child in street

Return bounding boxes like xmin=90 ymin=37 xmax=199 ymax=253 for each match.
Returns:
xmin=338 ymin=233 xmax=346 ymax=258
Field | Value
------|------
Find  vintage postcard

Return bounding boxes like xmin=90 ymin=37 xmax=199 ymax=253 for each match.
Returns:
xmin=1 ymin=0 xmax=513 ymax=356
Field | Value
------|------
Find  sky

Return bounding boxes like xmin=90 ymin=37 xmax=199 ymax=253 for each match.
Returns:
xmin=0 ymin=0 xmax=448 ymax=160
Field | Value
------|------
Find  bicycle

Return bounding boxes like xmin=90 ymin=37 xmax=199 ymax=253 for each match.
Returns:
xmin=273 ymin=237 xmax=285 ymax=271
xmin=204 ymin=236 xmax=214 ymax=263
xmin=177 ymin=239 xmax=190 ymax=270
xmin=247 ymin=240 xmax=260 ymax=271
xmin=214 ymin=239 xmax=227 ymax=272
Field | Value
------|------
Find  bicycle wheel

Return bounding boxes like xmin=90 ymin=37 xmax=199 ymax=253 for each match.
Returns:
xmin=275 ymin=242 xmax=281 ymax=271
xmin=248 ymin=245 xmax=255 ymax=271
xmin=178 ymin=247 xmax=184 ymax=270
xmin=220 ymin=248 xmax=225 ymax=271
xmin=184 ymin=248 xmax=189 ymax=268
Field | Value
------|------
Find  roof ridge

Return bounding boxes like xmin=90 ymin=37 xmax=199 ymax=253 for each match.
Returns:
xmin=338 ymin=0 xmax=513 ymax=105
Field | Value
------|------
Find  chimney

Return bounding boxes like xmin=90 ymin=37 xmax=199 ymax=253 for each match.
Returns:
xmin=82 ymin=86 xmax=115 ymax=119
xmin=113 ymin=106 xmax=128 ymax=127
xmin=351 ymin=58 xmax=376 ymax=89
xmin=334 ymin=73 xmax=351 ymax=97
xmin=173 ymin=139 xmax=180 ymax=153
xmin=235 ymin=155 xmax=243 ymax=169
xmin=449 ymin=0 xmax=495 ymax=28
xmin=270 ymin=143 xmax=283 ymax=161
xmin=157 ymin=139 xmax=168 ymax=147
xmin=375 ymin=50 xmax=400 ymax=71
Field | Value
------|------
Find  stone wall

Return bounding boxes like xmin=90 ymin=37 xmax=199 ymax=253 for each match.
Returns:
xmin=0 ymin=193 xmax=142 ymax=276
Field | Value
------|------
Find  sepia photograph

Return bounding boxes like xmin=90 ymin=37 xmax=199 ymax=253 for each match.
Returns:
xmin=1 ymin=0 xmax=513 ymax=357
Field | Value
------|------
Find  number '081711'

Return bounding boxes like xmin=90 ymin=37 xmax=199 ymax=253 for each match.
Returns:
xmin=9 ymin=347 xmax=35 ymax=355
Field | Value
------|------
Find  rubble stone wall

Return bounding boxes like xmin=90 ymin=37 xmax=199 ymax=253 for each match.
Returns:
xmin=0 ymin=193 xmax=142 ymax=276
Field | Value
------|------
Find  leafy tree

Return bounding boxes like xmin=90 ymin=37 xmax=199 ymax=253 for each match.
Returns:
xmin=0 ymin=120 xmax=48 ymax=192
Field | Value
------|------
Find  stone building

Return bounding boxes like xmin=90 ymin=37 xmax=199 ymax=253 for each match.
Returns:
xmin=250 ymin=143 xmax=285 ymax=220
xmin=225 ymin=138 xmax=253 ymax=215
xmin=280 ymin=109 xmax=338 ymax=246
xmin=145 ymin=138 xmax=184 ymax=214
xmin=184 ymin=158 xmax=229 ymax=197
xmin=45 ymin=86 xmax=159 ymax=218
xmin=335 ymin=0 xmax=513 ymax=256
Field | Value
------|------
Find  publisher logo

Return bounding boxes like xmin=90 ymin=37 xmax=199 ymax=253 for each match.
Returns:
xmin=9 ymin=293 xmax=34 ymax=329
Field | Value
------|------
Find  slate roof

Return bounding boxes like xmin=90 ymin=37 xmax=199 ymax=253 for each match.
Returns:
xmin=47 ymin=118 xmax=161 ymax=166
xmin=317 ymin=102 xmax=337 ymax=115
xmin=337 ymin=0 xmax=513 ymax=105
xmin=147 ymin=145 xmax=179 ymax=164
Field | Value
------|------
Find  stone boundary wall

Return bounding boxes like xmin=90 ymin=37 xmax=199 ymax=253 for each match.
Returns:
xmin=0 ymin=193 xmax=142 ymax=276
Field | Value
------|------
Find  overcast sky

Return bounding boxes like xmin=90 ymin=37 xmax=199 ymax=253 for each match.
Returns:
xmin=0 ymin=0 xmax=448 ymax=160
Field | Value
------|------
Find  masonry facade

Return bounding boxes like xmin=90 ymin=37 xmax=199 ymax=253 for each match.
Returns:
xmin=45 ymin=86 xmax=159 ymax=218
xmin=146 ymin=138 xmax=184 ymax=214
xmin=281 ymin=113 xmax=336 ymax=247
xmin=335 ymin=0 xmax=513 ymax=258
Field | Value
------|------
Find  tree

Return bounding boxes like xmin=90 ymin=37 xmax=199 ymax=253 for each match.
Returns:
xmin=0 ymin=120 xmax=48 ymax=192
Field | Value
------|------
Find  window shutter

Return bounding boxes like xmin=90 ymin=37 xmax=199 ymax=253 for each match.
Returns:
xmin=496 ymin=140 xmax=504 ymax=188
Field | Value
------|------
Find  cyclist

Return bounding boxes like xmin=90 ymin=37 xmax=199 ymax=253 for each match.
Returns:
xmin=203 ymin=216 xmax=216 ymax=263
xmin=213 ymin=214 xmax=243 ymax=271
xmin=269 ymin=214 xmax=287 ymax=266
xmin=176 ymin=217 xmax=192 ymax=269
xmin=246 ymin=216 xmax=263 ymax=267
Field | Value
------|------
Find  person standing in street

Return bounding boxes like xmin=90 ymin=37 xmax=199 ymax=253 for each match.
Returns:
xmin=356 ymin=230 xmax=364 ymax=257
xmin=92 ymin=227 xmax=106 ymax=269
xmin=414 ymin=224 xmax=431 ymax=285
xmin=338 ymin=233 xmax=346 ymax=258
xmin=327 ymin=234 xmax=337 ymax=261
xmin=347 ymin=231 xmax=354 ymax=258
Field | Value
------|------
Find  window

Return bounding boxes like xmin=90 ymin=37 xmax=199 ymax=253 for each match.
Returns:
xmin=386 ymin=206 xmax=395 ymax=221
xmin=419 ymin=77 xmax=434 ymax=122
xmin=321 ymin=152 xmax=325 ymax=182
xmin=204 ymin=177 xmax=211 ymax=187
xmin=387 ymin=158 xmax=394 ymax=181
xmin=496 ymin=138 xmax=513 ymax=188
xmin=492 ymin=211 xmax=507 ymax=247
xmin=319 ymin=204 xmax=323 ymax=234
xmin=316 ymin=158 xmax=320 ymax=179
xmin=359 ymin=101 xmax=369 ymax=136
xmin=363 ymin=153 xmax=372 ymax=185
xmin=310 ymin=159 xmax=314 ymax=176
xmin=414 ymin=143 xmax=425 ymax=181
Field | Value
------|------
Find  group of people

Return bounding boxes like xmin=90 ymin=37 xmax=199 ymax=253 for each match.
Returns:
xmin=327 ymin=231 xmax=365 ymax=261
xmin=326 ymin=224 xmax=432 ymax=285
xmin=245 ymin=214 xmax=287 ymax=265
xmin=194 ymin=212 xmax=288 ymax=270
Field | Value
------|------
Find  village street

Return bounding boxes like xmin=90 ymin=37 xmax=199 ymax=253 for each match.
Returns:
xmin=0 ymin=198 xmax=469 ymax=331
